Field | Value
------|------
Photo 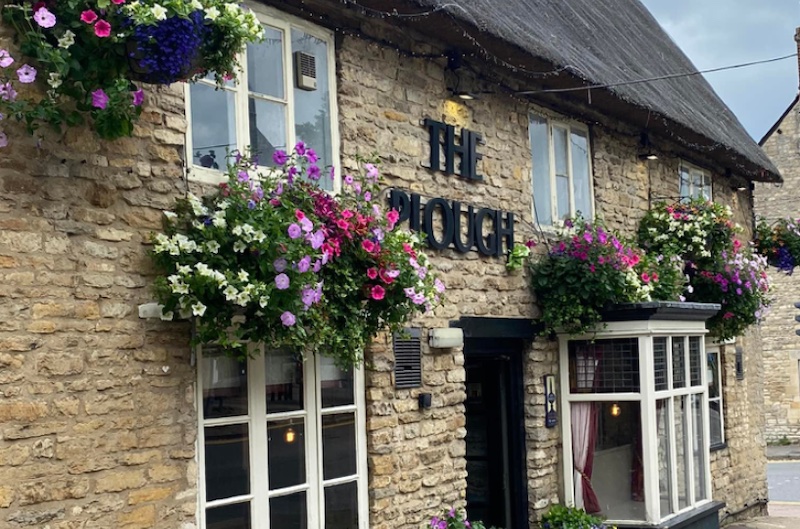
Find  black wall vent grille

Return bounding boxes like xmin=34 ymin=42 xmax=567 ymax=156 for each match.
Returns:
xmin=394 ymin=328 xmax=422 ymax=389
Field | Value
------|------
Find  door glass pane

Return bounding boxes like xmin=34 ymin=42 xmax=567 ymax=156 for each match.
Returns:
xmin=321 ymin=356 xmax=354 ymax=408
xmin=553 ymin=127 xmax=569 ymax=219
xmin=530 ymin=115 xmax=552 ymax=225
xmin=265 ymin=349 xmax=303 ymax=413
xmin=205 ymin=424 xmax=250 ymax=501
xmin=206 ymin=502 xmax=251 ymax=529
xmin=570 ymin=129 xmax=591 ymax=218
xmin=672 ymin=337 xmax=686 ymax=388
xmin=325 ymin=481 xmax=358 ymax=529
xmin=202 ymin=349 xmax=247 ymax=419
xmin=249 ymin=98 xmax=287 ymax=169
xmin=675 ymin=396 xmax=689 ymax=510
xmin=268 ymin=419 xmax=306 ymax=490
xmin=657 ymin=399 xmax=673 ymax=517
xmin=270 ymin=492 xmax=307 ymax=529
xmin=292 ymin=29 xmax=333 ymax=191
xmin=322 ymin=413 xmax=357 ymax=479
xmin=248 ymin=25 xmax=284 ymax=98
xmin=692 ymin=394 xmax=707 ymax=501
xmin=191 ymin=83 xmax=236 ymax=170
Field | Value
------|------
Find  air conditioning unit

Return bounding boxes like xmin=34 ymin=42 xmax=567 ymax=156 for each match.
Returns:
xmin=294 ymin=51 xmax=317 ymax=91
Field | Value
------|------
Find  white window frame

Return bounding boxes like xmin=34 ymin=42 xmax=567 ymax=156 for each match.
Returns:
xmin=529 ymin=113 xmax=594 ymax=226
xmin=559 ymin=321 xmax=713 ymax=526
xmin=706 ymin=346 xmax=725 ymax=448
xmin=196 ymin=345 xmax=369 ymax=529
xmin=679 ymin=162 xmax=712 ymax=201
xmin=184 ymin=4 xmax=340 ymax=192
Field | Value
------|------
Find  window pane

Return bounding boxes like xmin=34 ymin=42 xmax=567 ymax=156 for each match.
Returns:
xmin=692 ymin=171 xmax=703 ymax=199
xmin=672 ymin=337 xmax=686 ymax=388
xmin=590 ymin=401 xmax=644 ymax=520
xmin=270 ymin=492 xmax=307 ymax=529
xmin=569 ymin=339 xmax=640 ymax=393
xmin=553 ymin=127 xmax=569 ymax=219
xmin=321 ymin=356 xmax=354 ymax=408
xmin=657 ymin=399 xmax=673 ymax=517
xmin=292 ymin=29 xmax=333 ymax=191
xmin=265 ymin=349 xmax=303 ymax=414
xmin=709 ymin=399 xmax=723 ymax=446
xmin=675 ymin=396 xmax=689 ymax=510
xmin=692 ymin=394 xmax=707 ymax=501
xmin=202 ymin=349 xmax=248 ymax=419
xmin=207 ymin=502 xmax=251 ymax=529
xmin=570 ymin=129 xmax=591 ymax=218
xmin=205 ymin=424 xmax=250 ymax=501
xmin=249 ymin=98 xmax=287 ymax=169
xmin=248 ymin=26 xmax=284 ymax=98
xmin=268 ymin=419 xmax=306 ymax=490
xmin=325 ymin=481 xmax=358 ymax=529
xmin=191 ymin=83 xmax=236 ymax=169
xmin=679 ymin=167 xmax=690 ymax=200
xmin=689 ymin=337 xmax=702 ymax=387
xmin=707 ymin=352 xmax=721 ymax=399
xmin=530 ymin=116 xmax=552 ymax=225
xmin=322 ymin=413 xmax=357 ymax=480
xmin=654 ymin=338 xmax=668 ymax=391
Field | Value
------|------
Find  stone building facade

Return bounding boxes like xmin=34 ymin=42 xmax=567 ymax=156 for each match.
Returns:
xmin=755 ymin=28 xmax=800 ymax=442
xmin=0 ymin=1 xmax=775 ymax=528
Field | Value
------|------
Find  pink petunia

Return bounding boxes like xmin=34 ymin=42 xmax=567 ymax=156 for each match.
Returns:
xmin=111 ymin=0 xmax=125 ymax=4
xmin=33 ymin=7 xmax=56 ymax=28
xmin=366 ymin=268 xmax=378 ymax=280
xmin=80 ymin=10 xmax=98 ymax=23
xmin=94 ymin=19 xmax=111 ymax=37
xmin=370 ymin=285 xmax=385 ymax=301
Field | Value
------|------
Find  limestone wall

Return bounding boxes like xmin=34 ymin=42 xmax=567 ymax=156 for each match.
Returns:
xmin=755 ymin=101 xmax=800 ymax=442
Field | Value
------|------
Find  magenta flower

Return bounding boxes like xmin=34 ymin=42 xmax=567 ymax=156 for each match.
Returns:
xmin=91 ymin=88 xmax=108 ymax=109
xmin=272 ymin=150 xmax=288 ymax=165
xmin=280 ymin=311 xmax=296 ymax=326
xmin=307 ymin=164 xmax=321 ymax=181
xmin=305 ymin=148 xmax=318 ymax=164
xmin=112 ymin=0 xmax=125 ymax=4
xmin=367 ymin=268 xmax=378 ymax=280
xmin=288 ymin=223 xmax=302 ymax=239
xmin=344 ymin=174 xmax=354 ymax=185
xmin=365 ymin=163 xmax=378 ymax=180
xmin=295 ymin=141 xmax=306 ymax=155
xmin=33 ymin=7 xmax=56 ymax=28
xmin=16 ymin=64 xmax=36 ymax=84
xmin=132 ymin=88 xmax=144 ymax=107
xmin=80 ymin=10 xmax=98 ymax=23
xmin=275 ymin=273 xmax=290 ymax=290
xmin=0 ymin=50 xmax=14 ymax=68
xmin=371 ymin=285 xmax=386 ymax=301
xmin=94 ymin=20 xmax=111 ymax=37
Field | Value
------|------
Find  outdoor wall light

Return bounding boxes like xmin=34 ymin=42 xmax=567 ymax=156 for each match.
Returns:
xmin=284 ymin=426 xmax=296 ymax=444
xmin=428 ymin=328 xmax=464 ymax=349
xmin=638 ymin=132 xmax=658 ymax=161
xmin=610 ymin=403 xmax=622 ymax=417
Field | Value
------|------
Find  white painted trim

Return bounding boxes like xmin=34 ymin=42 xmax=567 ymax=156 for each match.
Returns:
xmin=639 ymin=335 xmax=660 ymax=523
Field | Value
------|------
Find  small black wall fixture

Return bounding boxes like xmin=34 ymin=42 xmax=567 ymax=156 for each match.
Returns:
xmin=394 ymin=328 xmax=422 ymax=389
xmin=638 ymin=132 xmax=658 ymax=161
xmin=418 ymin=393 xmax=432 ymax=409
xmin=735 ymin=346 xmax=744 ymax=380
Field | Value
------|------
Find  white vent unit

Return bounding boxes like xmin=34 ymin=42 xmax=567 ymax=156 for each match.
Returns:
xmin=294 ymin=51 xmax=317 ymax=91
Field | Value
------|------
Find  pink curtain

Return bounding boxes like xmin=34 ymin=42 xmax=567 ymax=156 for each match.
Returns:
xmin=572 ymin=402 xmax=601 ymax=514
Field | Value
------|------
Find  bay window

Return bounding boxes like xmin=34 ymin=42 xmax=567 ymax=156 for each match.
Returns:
xmin=560 ymin=311 xmax=719 ymax=526
xmin=198 ymin=345 xmax=367 ymax=529
xmin=186 ymin=6 xmax=338 ymax=191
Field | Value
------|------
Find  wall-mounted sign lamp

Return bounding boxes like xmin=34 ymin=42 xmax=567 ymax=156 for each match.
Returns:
xmin=428 ymin=328 xmax=464 ymax=349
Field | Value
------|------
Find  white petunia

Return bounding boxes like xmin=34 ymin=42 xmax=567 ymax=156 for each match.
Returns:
xmin=163 ymin=211 xmax=177 ymax=219
xmin=204 ymin=6 xmax=220 ymax=20
xmin=233 ymin=241 xmax=246 ymax=253
xmin=259 ymin=296 xmax=269 ymax=308
xmin=237 ymin=270 xmax=249 ymax=282
xmin=205 ymin=241 xmax=220 ymax=254
xmin=58 ymin=30 xmax=75 ymax=48
xmin=223 ymin=285 xmax=238 ymax=301
xmin=151 ymin=4 xmax=168 ymax=20
xmin=192 ymin=302 xmax=207 ymax=316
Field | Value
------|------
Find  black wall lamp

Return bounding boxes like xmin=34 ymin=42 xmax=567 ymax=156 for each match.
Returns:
xmin=446 ymin=50 xmax=492 ymax=100
xmin=638 ymin=132 xmax=658 ymax=161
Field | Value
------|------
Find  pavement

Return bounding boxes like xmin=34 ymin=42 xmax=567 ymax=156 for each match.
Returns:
xmin=725 ymin=446 xmax=800 ymax=529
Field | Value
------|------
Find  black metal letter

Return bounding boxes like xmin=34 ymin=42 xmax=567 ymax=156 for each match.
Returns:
xmin=475 ymin=208 xmax=495 ymax=256
xmin=424 ymin=118 xmax=446 ymax=171
xmin=452 ymin=201 xmax=476 ymax=253
xmin=495 ymin=211 xmax=515 ymax=257
xmin=423 ymin=198 xmax=455 ymax=250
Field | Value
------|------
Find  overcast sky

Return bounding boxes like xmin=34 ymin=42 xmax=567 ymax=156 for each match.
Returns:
xmin=639 ymin=0 xmax=799 ymax=141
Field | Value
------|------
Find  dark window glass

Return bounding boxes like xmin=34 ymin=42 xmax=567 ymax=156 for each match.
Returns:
xmin=202 ymin=347 xmax=248 ymax=419
xmin=265 ymin=350 xmax=304 ymax=414
xmin=268 ymin=419 xmax=306 ymax=490
xmin=320 ymin=356 xmax=354 ymax=408
xmin=325 ymin=481 xmax=358 ymax=529
xmin=205 ymin=424 xmax=250 ymax=501
xmin=322 ymin=413 xmax=357 ymax=479
xmin=270 ymin=492 xmax=307 ymax=529
xmin=207 ymin=502 xmax=251 ymax=529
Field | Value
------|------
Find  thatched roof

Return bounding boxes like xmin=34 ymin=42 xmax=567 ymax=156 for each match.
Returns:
xmin=416 ymin=0 xmax=780 ymax=181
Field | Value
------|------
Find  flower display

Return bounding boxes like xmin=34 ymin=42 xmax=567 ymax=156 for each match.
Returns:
xmin=428 ymin=507 xmax=486 ymax=529
xmin=640 ymin=200 xmax=771 ymax=340
xmin=150 ymin=144 xmax=443 ymax=367
xmin=529 ymin=218 xmax=684 ymax=336
xmin=0 ymin=0 xmax=263 ymax=141
xmin=754 ymin=216 xmax=800 ymax=274
xmin=539 ymin=504 xmax=616 ymax=529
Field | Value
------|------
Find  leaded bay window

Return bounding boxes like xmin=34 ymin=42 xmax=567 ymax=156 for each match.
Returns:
xmin=560 ymin=309 xmax=718 ymax=526
xmin=529 ymin=114 xmax=593 ymax=225
xmin=199 ymin=346 xmax=367 ymax=529
xmin=186 ymin=6 xmax=338 ymax=190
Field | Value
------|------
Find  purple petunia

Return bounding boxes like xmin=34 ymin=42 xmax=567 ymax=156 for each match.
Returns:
xmin=275 ymin=273 xmax=290 ymax=290
xmin=16 ymin=64 xmax=36 ymax=84
xmin=307 ymin=164 xmax=321 ymax=181
xmin=0 ymin=50 xmax=14 ymax=68
xmin=33 ymin=7 xmax=56 ymax=28
xmin=132 ymin=88 xmax=144 ymax=107
xmin=287 ymin=223 xmax=302 ymax=239
xmin=91 ymin=88 xmax=108 ymax=109
xmin=307 ymin=229 xmax=325 ymax=250
xmin=280 ymin=311 xmax=296 ymax=326
xmin=272 ymin=149 xmax=288 ymax=165
xmin=273 ymin=258 xmax=287 ymax=272
xmin=297 ymin=256 xmax=311 ymax=273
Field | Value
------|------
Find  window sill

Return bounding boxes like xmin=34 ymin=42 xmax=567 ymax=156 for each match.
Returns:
xmin=710 ymin=442 xmax=727 ymax=453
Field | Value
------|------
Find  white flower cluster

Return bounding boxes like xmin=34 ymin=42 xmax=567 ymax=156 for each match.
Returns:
xmin=124 ymin=0 xmax=263 ymax=42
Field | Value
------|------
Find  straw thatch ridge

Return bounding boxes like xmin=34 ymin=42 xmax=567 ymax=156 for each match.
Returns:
xmin=418 ymin=0 xmax=780 ymax=180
